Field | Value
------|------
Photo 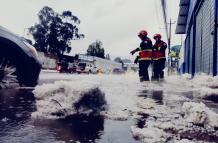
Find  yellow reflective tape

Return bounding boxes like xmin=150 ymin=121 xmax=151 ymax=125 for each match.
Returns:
xmin=141 ymin=49 xmax=152 ymax=52
xmin=139 ymin=48 xmax=152 ymax=51
xmin=139 ymin=58 xmax=152 ymax=61
xmin=153 ymin=57 xmax=166 ymax=60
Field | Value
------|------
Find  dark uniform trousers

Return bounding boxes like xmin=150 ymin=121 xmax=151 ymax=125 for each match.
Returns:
xmin=139 ymin=60 xmax=151 ymax=81
xmin=153 ymin=58 xmax=166 ymax=80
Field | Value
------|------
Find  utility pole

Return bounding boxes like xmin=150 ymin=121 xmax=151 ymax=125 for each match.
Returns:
xmin=167 ymin=18 xmax=176 ymax=74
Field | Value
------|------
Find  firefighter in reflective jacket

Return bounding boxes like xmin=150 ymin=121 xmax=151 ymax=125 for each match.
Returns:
xmin=130 ymin=30 xmax=153 ymax=81
xmin=152 ymin=34 xmax=167 ymax=80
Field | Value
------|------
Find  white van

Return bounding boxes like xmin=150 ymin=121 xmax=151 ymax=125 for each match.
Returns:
xmin=76 ymin=62 xmax=97 ymax=74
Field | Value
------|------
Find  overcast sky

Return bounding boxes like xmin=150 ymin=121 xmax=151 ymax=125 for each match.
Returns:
xmin=0 ymin=0 xmax=180 ymax=60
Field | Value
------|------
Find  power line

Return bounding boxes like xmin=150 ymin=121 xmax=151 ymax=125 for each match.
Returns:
xmin=154 ymin=0 xmax=162 ymax=29
xmin=160 ymin=0 xmax=169 ymax=40
xmin=168 ymin=18 xmax=176 ymax=74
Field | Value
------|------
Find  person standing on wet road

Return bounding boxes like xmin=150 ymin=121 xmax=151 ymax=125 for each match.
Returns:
xmin=130 ymin=30 xmax=153 ymax=82
xmin=152 ymin=34 xmax=167 ymax=81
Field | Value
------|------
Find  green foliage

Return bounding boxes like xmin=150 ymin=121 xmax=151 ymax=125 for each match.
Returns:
xmin=114 ymin=57 xmax=124 ymax=67
xmin=87 ymin=40 xmax=105 ymax=58
xmin=29 ymin=6 xmax=84 ymax=57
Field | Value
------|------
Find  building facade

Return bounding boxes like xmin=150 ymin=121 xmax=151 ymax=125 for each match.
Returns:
xmin=38 ymin=52 xmax=57 ymax=70
xmin=176 ymin=0 xmax=218 ymax=76
xmin=78 ymin=54 xmax=122 ymax=73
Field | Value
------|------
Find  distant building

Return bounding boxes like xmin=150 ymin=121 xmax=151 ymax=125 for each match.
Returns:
xmin=38 ymin=52 xmax=123 ymax=73
xmin=176 ymin=0 xmax=218 ymax=76
xmin=38 ymin=52 xmax=57 ymax=69
xmin=77 ymin=54 xmax=122 ymax=73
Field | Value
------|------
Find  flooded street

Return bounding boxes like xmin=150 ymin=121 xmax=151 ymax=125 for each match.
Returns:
xmin=0 ymin=71 xmax=218 ymax=143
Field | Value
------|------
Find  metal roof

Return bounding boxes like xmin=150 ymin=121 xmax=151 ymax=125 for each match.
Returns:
xmin=176 ymin=0 xmax=190 ymax=34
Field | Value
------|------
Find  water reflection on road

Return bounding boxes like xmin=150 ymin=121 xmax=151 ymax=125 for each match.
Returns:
xmin=0 ymin=89 xmax=36 ymax=120
xmin=0 ymin=88 xmax=139 ymax=143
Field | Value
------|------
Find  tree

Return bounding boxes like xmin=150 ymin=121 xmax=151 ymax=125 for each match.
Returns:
xmin=171 ymin=45 xmax=182 ymax=57
xmin=29 ymin=6 xmax=84 ymax=57
xmin=87 ymin=40 xmax=105 ymax=58
xmin=114 ymin=57 xmax=124 ymax=68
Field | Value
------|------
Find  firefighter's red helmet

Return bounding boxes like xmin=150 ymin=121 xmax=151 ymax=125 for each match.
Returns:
xmin=138 ymin=30 xmax=148 ymax=37
xmin=153 ymin=34 xmax=162 ymax=39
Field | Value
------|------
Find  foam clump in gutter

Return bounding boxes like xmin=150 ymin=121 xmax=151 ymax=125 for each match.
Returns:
xmin=32 ymin=80 xmax=107 ymax=119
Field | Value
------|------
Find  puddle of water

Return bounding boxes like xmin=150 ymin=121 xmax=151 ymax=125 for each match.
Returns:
xmin=204 ymin=95 xmax=218 ymax=103
xmin=33 ymin=115 xmax=104 ymax=143
xmin=0 ymin=88 xmax=140 ymax=143
xmin=136 ymin=112 xmax=149 ymax=129
xmin=98 ymin=119 xmax=140 ymax=143
xmin=0 ymin=89 xmax=36 ymax=120
xmin=138 ymin=90 xmax=163 ymax=105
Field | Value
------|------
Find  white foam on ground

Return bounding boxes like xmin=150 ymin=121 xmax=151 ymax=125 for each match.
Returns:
xmin=136 ymin=98 xmax=156 ymax=109
xmin=132 ymin=101 xmax=218 ymax=143
xmin=35 ymin=73 xmax=141 ymax=120
xmin=32 ymin=80 xmax=100 ymax=119
xmin=151 ymin=73 xmax=218 ymax=100
xmin=97 ymin=74 xmax=142 ymax=121
xmin=176 ymin=139 xmax=195 ymax=143
xmin=193 ymin=86 xmax=218 ymax=99
xmin=182 ymin=102 xmax=218 ymax=129
xmin=181 ymin=74 xmax=218 ymax=100
xmin=37 ymin=72 xmax=218 ymax=142
xmin=132 ymin=101 xmax=184 ymax=142
xmin=131 ymin=126 xmax=168 ymax=143
xmin=102 ymin=110 xmax=129 ymax=121
xmin=175 ymin=139 xmax=208 ymax=143
xmin=1 ymin=117 xmax=9 ymax=122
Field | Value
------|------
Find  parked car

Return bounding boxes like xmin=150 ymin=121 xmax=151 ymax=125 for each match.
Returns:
xmin=76 ymin=62 xmax=97 ymax=74
xmin=68 ymin=63 xmax=77 ymax=73
xmin=0 ymin=26 xmax=41 ymax=88
xmin=112 ymin=68 xmax=125 ymax=74
xmin=57 ymin=61 xmax=69 ymax=73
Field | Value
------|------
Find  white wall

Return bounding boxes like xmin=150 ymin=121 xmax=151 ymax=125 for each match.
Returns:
xmin=38 ymin=52 xmax=57 ymax=69
xmin=78 ymin=55 xmax=122 ymax=73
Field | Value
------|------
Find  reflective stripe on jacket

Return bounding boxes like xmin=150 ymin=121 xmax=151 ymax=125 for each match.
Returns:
xmin=139 ymin=49 xmax=152 ymax=60
xmin=152 ymin=41 xmax=167 ymax=60
xmin=138 ymin=37 xmax=153 ymax=61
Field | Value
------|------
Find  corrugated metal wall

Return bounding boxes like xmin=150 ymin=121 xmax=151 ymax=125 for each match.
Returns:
xmin=185 ymin=35 xmax=190 ymax=73
xmin=195 ymin=0 xmax=215 ymax=74
xmin=195 ymin=7 xmax=202 ymax=73
xmin=185 ymin=25 xmax=194 ymax=74
xmin=189 ymin=25 xmax=194 ymax=74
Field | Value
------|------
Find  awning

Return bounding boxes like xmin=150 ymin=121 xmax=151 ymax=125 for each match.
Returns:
xmin=176 ymin=0 xmax=190 ymax=34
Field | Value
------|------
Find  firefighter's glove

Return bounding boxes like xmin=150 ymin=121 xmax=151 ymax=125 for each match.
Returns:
xmin=134 ymin=56 xmax=139 ymax=64
xmin=130 ymin=50 xmax=136 ymax=55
